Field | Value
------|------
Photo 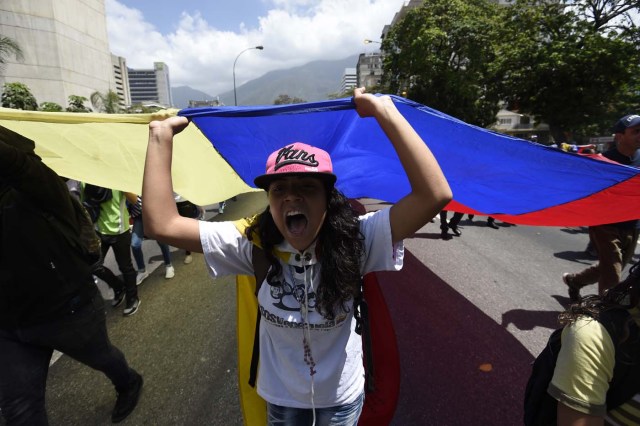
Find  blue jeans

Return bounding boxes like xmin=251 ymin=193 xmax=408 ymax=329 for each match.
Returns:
xmin=267 ymin=392 xmax=364 ymax=426
xmin=131 ymin=216 xmax=172 ymax=270
xmin=0 ymin=294 xmax=136 ymax=425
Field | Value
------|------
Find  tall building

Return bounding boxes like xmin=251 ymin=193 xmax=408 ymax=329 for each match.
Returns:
xmin=381 ymin=0 xmax=425 ymax=40
xmin=340 ymin=68 xmax=357 ymax=94
xmin=111 ymin=54 xmax=131 ymax=108
xmin=356 ymin=53 xmax=383 ymax=89
xmin=128 ymin=62 xmax=173 ymax=108
xmin=0 ymin=0 xmax=115 ymax=109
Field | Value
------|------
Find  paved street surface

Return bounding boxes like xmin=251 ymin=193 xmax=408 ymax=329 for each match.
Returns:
xmin=24 ymin=194 xmax=639 ymax=425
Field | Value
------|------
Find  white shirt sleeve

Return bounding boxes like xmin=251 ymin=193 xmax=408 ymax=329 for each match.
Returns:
xmin=199 ymin=221 xmax=254 ymax=278
xmin=359 ymin=208 xmax=404 ymax=274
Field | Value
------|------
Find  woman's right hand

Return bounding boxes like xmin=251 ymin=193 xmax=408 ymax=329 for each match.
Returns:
xmin=353 ymin=87 xmax=394 ymax=121
xmin=149 ymin=116 xmax=190 ymax=138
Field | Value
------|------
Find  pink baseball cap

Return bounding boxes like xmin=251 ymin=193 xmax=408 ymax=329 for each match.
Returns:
xmin=254 ymin=142 xmax=337 ymax=190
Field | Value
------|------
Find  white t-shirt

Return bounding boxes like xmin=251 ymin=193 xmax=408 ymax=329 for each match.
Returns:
xmin=199 ymin=208 xmax=403 ymax=408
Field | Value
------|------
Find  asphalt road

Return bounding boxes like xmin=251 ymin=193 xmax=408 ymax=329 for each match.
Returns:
xmin=27 ymin=194 xmax=640 ymax=425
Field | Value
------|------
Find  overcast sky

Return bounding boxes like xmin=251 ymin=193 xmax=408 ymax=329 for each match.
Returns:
xmin=106 ymin=0 xmax=405 ymax=97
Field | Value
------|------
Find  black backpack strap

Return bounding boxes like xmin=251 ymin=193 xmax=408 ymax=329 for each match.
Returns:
xmin=600 ymin=309 xmax=640 ymax=409
xmin=248 ymin=245 xmax=269 ymax=388
xmin=354 ymin=278 xmax=375 ymax=393
xmin=523 ymin=327 xmax=563 ymax=426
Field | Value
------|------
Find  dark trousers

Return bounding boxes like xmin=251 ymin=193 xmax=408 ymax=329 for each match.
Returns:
xmin=573 ymin=225 xmax=639 ymax=294
xmin=0 ymin=294 xmax=135 ymax=425
xmin=93 ymin=231 xmax=137 ymax=301
xmin=440 ymin=211 xmax=464 ymax=232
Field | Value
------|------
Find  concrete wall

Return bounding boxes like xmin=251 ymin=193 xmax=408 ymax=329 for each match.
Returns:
xmin=0 ymin=0 xmax=114 ymax=109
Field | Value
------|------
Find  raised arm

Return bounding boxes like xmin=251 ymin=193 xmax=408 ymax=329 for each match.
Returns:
xmin=352 ymin=87 xmax=452 ymax=243
xmin=142 ymin=116 xmax=203 ymax=253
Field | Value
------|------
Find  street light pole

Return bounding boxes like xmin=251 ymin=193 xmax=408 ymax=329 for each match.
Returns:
xmin=233 ymin=45 xmax=264 ymax=106
xmin=363 ymin=39 xmax=381 ymax=45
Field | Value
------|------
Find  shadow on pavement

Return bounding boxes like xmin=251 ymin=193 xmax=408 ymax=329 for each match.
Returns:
xmin=558 ymin=226 xmax=589 ymax=235
xmin=553 ymin=250 xmax=596 ymax=265
xmin=412 ymin=231 xmax=444 ymax=240
xmin=501 ymin=309 xmax=562 ymax=331
xmin=377 ymin=251 xmax=534 ymax=426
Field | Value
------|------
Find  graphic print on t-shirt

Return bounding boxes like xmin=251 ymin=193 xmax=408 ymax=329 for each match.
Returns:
xmin=259 ymin=264 xmax=348 ymax=331
xmin=270 ymin=265 xmax=316 ymax=311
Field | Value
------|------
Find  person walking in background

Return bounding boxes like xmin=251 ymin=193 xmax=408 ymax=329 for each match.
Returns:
xmin=562 ymin=114 xmax=640 ymax=301
xmin=141 ymin=87 xmax=452 ymax=424
xmin=0 ymin=126 xmax=143 ymax=424
xmin=439 ymin=210 xmax=463 ymax=240
xmin=128 ymin=195 xmax=175 ymax=284
xmin=174 ymin=193 xmax=204 ymax=264
xmin=85 ymin=185 xmax=141 ymax=316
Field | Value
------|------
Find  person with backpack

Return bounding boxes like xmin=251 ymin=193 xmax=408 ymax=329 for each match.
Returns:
xmin=0 ymin=126 xmax=143 ymax=424
xmin=141 ymin=87 xmax=452 ymax=424
xmin=524 ymin=261 xmax=640 ymax=425
xmin=82 ymin=184 xmax=141 ymax=316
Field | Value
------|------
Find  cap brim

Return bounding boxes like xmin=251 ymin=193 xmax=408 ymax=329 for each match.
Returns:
xmin=254 ymin=172 xmax=337 ymax=190
xmin=613 ymin=116 xmax=640 ymax=133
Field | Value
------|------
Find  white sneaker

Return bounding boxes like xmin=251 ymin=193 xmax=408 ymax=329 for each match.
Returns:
xmin=165 ymin=265 xmax=175 ymax=279
xmin=136 ymin=270 xmax=149 ymax=286
xmin=184 ymin=254 xmax=193 ymax=264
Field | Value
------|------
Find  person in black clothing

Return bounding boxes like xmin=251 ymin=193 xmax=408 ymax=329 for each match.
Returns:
xmin=563 ymin=114 xmax=640 ymax=301
xmin=439 ymin=210 xmax=464 ymax=240
xmin=0 ymin=126 xmax=143 ymax=424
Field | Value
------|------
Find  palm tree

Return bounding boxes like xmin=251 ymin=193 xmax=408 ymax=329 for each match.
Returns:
xmin=90 ymin=89 xmax=121 ymax=113
xmin=0 ymin=36 xmax=23 ymax=74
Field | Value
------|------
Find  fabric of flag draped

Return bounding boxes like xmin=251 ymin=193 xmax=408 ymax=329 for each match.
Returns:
xmin=0 ymin=107 xmax=255 ymax=205
xmin=180 ymin=95 xmax=640 ymax=227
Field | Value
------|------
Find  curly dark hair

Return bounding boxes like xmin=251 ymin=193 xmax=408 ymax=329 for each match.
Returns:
xmin=246 ymin=184 xmax=365 ymax=320
xmin=558 ymin=261 xmax=640 ymax=342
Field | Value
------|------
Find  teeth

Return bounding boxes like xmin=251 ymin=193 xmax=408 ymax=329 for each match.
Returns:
xmin=287 ymin=210 xmax=302 ymax=216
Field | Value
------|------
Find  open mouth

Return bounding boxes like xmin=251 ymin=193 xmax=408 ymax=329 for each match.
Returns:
xmin=286 ymin=211 xmax=308 ymax=236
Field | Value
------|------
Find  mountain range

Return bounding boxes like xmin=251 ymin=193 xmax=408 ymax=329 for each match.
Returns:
xmin=172 ymin=54 xmax=359 ymax=108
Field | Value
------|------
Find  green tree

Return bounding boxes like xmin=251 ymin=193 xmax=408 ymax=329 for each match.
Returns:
xmin=1 ymin=82 xmax=38 ymax=110
xmin=90 ymin=89 xmax=121 ymax=113
xmin=39 ymin=101 xmax=63 ymax=112
xmin=492 ymin=0 xmax=640 ymax=141
xmin=0 ymin=35 xmax=23 ymax=74
xmin=66 ymin=95 xmax=91 ymax=112
xmin=273 ymin=94 xmax=306 ymax=105
xmin=381 ymin=0 xmax=503 ymax=126
xmin=571 ymin=0 xmax=640 ymax=33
